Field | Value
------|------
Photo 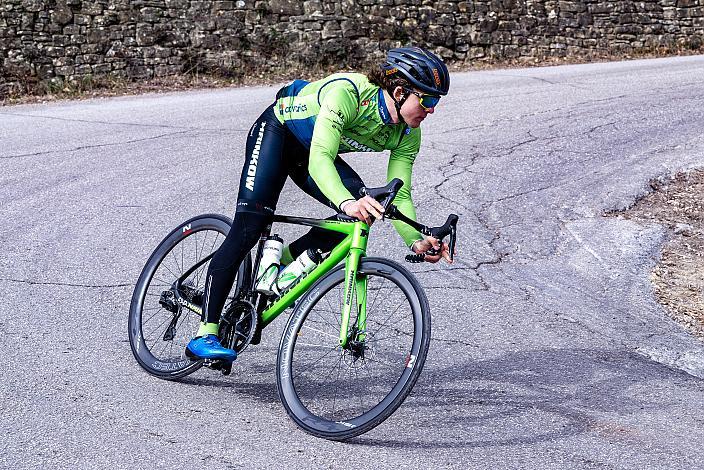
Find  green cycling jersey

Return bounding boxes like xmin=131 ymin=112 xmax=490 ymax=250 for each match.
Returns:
xmin=274 ymin=72 xmax=422 ymax=246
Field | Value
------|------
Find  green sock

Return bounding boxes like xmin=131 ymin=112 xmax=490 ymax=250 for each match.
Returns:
xmin=280 ymin=245 xmax=294 ymax=265
xmin=196 ymin=322 xmax=219 ymax=337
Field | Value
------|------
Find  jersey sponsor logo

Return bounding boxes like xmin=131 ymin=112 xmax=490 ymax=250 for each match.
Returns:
xmin=332 ymin=108 xmax=345 ymax=122
xmin=246 ymin=121 xmax=267 ymax=191
xmin=378 ymin=102 xmax=389 ymax=122
xmin=341 ymin=136 xmax=374 ymax=152
xmin=361 ymin=99 xmax=370 ymax=106
xmin=279 ymin=103 xmax=308 ymax=114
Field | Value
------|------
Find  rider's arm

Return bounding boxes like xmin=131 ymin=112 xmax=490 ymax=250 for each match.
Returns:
xmin=388 ymin=127 xmax=424 ymax=247
xmin=308 ymin=84 xmax=359 ymax=209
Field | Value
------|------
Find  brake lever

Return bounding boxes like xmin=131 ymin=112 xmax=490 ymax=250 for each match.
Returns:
xmin=404 ymin=214 xmax=458 ymax=263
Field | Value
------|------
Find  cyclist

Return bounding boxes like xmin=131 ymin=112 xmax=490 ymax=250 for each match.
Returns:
xmin=186 ymin=46 xmax=453 ymax=362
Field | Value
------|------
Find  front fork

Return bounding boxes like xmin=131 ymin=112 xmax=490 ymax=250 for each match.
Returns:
xmin=339 ymin=224 xmax=369 ymax=348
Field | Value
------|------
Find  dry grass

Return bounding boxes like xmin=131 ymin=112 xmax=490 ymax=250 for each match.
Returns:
xmin=612 ymin=170 xmax=704 ymax=338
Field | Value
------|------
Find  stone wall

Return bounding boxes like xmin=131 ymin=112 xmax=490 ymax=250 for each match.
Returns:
xmin=1 ymin=0 xmax=703 ymax=96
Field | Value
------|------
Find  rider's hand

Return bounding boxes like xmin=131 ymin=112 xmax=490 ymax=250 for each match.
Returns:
xmin=411 ymin=237 xmax=454 ymax=264
xmin=342 ymin=196 xmax=384 ymax=225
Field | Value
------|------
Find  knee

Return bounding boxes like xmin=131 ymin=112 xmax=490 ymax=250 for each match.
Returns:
xmin=232 ymin=211 xmax=269 ymax=247
xmin=210 ymin=211 xmax=269 ymax=271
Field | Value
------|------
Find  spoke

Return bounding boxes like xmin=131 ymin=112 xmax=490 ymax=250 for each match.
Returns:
xmin=372 ymin=325 xmax=414 ymax=343
xmin=175 ymin=307 xmax=193 ymax=334
xmin=322 ymin=284 xmax=342 ymax=328
xmin=295 ymin=341 xmax=335 ymax=348
xmin=160 ymin=262 xmax=181 ymax=285
xmin=300 ymin=353 xmax=342 ymax=402
xmin=323 ymin=285 xmax=338 ymax=317
xmin=141 ymin=305 xmax=167 ymax=312
xmin=300 ymin=324 xmax=339 ymax=339
xmin=372 ymin=332 xmax=409 ymax=343
xmin=149 ymin=281 xmax=171 ymax=288
xmin=166 ymin=332 xmax=175 ymax=358
xmin=292 ymin=344 xmax=340 ymax=380
xmin=194 ymin=257 xmax=208 ymax=292
xmin=142 ymin=306 xmax=167 ymax=327
xmin=155 ymin=334 xmax=173 ymax=358
xmin=354 ymin=364 xmax=364 ymax=413
xmin=332 ymin=354 xmax=344 ymax=419
xmin=369 ymin=299 xmax=406 ymax=340
xmin=170 ymin=244 xmax=183 ymax=276
xmin=309 ymin=308 xmax=340 ymax=332
xmin=144 ymin=291 xmax=166 ymax=298
xmin=367 ymin=276 xmax=387 ymax=313
xmin=197 ymin=229 xmax=210 ymax=266
xmin=208 ymin=231 xmax=220 ymax=257
xmin=144 ymin=314 xmax=172 ymax=342
xmin=364 ymin=357 xmax=401 ymax=372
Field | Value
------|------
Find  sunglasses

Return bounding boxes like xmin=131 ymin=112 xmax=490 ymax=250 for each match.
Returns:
xmin=404 ymin=88 xmax=441 ymax=110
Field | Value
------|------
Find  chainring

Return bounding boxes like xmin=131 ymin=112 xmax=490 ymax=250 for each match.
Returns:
xmin=219 ymin=299 xmax=258 ymax=354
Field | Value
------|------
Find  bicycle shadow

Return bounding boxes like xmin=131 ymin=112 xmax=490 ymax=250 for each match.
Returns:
xmin=347 ymin=347 xmax=696 ymax=448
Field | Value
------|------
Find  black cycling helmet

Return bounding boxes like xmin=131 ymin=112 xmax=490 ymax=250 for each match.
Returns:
xmin=382 ymin=47 xmax=450 ymax=96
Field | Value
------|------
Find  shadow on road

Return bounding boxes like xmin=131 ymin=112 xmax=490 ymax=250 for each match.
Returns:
xmin=349 ymin=347 xmax=698 ymax=448
xmin=171 ymin=347 xmax=700 ymax=448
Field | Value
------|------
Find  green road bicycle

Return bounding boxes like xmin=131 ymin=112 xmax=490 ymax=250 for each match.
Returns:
xmin=128 ymin=179 xmax=458 ymax=440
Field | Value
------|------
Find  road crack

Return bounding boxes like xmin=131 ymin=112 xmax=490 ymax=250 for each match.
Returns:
xmin=1 ymin=130 xmax=191 ymax=159
xmin=0 ymin=278 xmax=131 ymax=288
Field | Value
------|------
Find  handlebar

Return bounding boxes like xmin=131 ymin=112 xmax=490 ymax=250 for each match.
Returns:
xmin=359 ymin=178 xmax=404 ymax=212
xmin=357 ymin=178 xmax=459 ymax=264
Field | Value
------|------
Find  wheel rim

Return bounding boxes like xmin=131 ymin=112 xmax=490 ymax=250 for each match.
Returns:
xmin=283 ymin=265 xmax=424 ymax=432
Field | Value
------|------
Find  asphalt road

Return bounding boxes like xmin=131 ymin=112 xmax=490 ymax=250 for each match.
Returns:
xmin=2 ymin=55 xmax=704 ymax=469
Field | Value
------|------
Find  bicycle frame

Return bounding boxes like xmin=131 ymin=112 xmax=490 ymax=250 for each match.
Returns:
xmin=171 ymin=214 xmax=368 ymax=348
xmin=253 ymin=215 xmax=369 ymax=348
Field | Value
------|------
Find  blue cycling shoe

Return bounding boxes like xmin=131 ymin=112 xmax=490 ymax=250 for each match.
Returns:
xmin=185 ymin=335 xmax=237 ymax=362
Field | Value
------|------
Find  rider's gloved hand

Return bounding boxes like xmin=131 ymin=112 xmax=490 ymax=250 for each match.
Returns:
xmin=341 ymin=196 xmax=385 ymax=225
xmin=411 ymin=237 xmax=454 ymax=264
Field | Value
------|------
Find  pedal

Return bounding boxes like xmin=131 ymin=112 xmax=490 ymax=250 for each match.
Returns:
xmin=203 ymin=358 xmax=233 ymax=375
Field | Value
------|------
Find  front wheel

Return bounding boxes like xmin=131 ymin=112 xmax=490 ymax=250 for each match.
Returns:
xmin=276 ymin=257 xmax=431 ymax=440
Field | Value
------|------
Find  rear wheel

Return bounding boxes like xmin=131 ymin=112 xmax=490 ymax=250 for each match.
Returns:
xmin=276 ymin=258 xmax=431 ymax=440
xmin=128 ymin=214 xmax=249 ymax=380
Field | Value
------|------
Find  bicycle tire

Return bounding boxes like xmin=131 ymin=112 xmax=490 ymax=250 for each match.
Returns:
xmin=276 ymin=257 xmax=431 ymax=440
xmin=128 ymin=214 xmax=249 ymax=380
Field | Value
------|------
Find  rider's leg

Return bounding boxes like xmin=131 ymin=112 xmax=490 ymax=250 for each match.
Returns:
xmin=285 ymin=156 xmax=365 ymax=260
xmin=187 ymin=105 xmax=290 ymax=361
